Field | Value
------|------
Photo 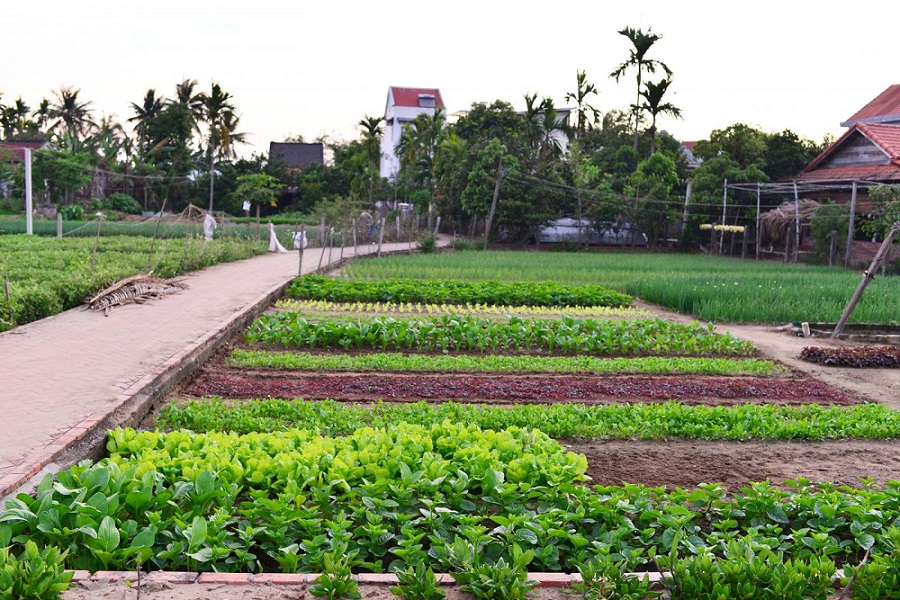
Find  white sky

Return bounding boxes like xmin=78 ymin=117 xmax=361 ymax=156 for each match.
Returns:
xmin=2 ymin=1 xmax=895 ymax=157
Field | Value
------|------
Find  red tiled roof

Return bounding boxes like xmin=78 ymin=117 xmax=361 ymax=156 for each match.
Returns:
xmin=794 ymin=164 xmax=900 ymax=183
xmin=842 ymin=84 xmax=900 ymax=126
xmin=390 ymin=87 xmax=444 ymax=108
xmin=0 ymin=141 xmax=46 ymax=162
xmin=803 ymin=122 xmax=900 ymax=174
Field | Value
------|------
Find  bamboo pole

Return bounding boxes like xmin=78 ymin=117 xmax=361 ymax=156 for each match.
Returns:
xmin=484 ymin=159 xmax=505 ymax=250
xmin=755 ymin=183 xmax=761 ymax=260
xmin=832 ymin=222 xmax=900 ymax=339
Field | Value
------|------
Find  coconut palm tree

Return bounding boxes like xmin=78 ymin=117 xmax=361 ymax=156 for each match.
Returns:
xmin=610 ymin=27 xmax=672 ymax=151
xmin=49 ymin=86 xmax=95 ymax=151
xmin=128 ymin=89 xmax=165 ymax=150
xmin=638 ymin=78 xmax=682 ymax=155
xmin=199 ymin=82 xmax=238 ymax=211
xmin=358 ymin=115 xmax=384 ymax=205
xmin=565 ymin=71 xmax=601 ymax=139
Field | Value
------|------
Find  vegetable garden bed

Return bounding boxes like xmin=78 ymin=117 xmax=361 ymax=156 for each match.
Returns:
xmin=183 ymin=372 xmax=857 ymax=405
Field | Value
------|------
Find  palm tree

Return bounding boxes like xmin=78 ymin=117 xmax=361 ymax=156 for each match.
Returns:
xmin=128 ymin=89 xmax=165 ymax=150
xmin=565 ymin=71 xmax=601 ymax=139
xmin=639 ymin=78 xmax=682 ymax=155
xmin=609 ymin=27 xmax=672 ymax=150
xmin=49 ymin=86 xmax=95 ymax=150
xmin=32 ymin=99 xmax=51 ymax=134
xmin=358 ymin=115 xmax=384 ymax=205
xmin=199 ymin=82 xmax=237 ymax=211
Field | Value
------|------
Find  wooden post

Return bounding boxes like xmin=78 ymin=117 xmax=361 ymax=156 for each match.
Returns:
xmin=829 ymin=231 xmax=838 ymax=267
xmin=755 ymin=183 xmax=761 ymax=260
xmin=377 ymin=216 xmax=385 ymax=257
xmin=4 ymin=278 xmax=9 ymax=302
xmin=327 ymin=227 xmax=334 ymax=266
xmin=395 ymin=215 xmax=401 ymax=241
xmin=297 ymin=224 xmax=305 ymax=276
xmin=720 ymin=179 xmax=727 ymax=255
xmin=57 ymin=213 xmax=63 ymax=238
xmin=681 ymin=179 xmax=692 ymax=238
xmin=783 ymin=227 xmax=791 ymax=263
xmin=433 ymin=216 xmax=441 ymax=238
xmin=741 ymin=226 xmax=748 ymax=259
xmin=319 ymin=215 xmax=325 ymax=247
xmin=844 ymin=181 xmax=858 ymax=268
xmin=316 ymin=225 xmax=326 ymax=272
xmin=89 ymin=215 xmax=102 ymax=278
xmin=792 ymin=182 xmax=800 ymax=263
xmin=484 ymin=159 xmax=504 ymax=250
xmin=352 ymin=219 xmax=357 ymax=254
xmin=832 ymin=222 xmax=900 ymax=338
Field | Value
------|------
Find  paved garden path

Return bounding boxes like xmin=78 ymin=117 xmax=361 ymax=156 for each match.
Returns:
xmin=0 ymin=239 xmax=442 ymax=499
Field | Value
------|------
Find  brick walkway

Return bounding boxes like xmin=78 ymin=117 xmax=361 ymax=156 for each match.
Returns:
xmin=0 ymin=240 xmax=437 ymax=500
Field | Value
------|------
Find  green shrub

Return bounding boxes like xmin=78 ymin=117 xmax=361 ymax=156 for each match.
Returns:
xmin=0 ymin=541 xmax=72 ymax=600
xmin=452 ymin=238 xmax=481 ymax=251
xmin=103 ymin=193 xmax=142 ymax=214
xmin=419 ymin=236 xmax=436 ymax=253
xmin=58 ymin=204 xmax=83 ymax=220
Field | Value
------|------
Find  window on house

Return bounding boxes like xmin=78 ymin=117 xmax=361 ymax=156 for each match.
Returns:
xmin=418 ymin=94 xmax=436 ymax=108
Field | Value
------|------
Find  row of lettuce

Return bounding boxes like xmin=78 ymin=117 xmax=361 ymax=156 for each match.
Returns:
xmin=2 ymin=415 xmax=900 ymax=598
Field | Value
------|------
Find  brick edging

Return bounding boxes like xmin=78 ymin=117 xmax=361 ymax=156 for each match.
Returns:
xmin=70 ymin=570 xmax=592 ymax=588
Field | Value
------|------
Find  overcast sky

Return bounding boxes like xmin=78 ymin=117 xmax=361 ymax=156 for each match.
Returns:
xmin=3 ymin=1 xmax=895 ymax=157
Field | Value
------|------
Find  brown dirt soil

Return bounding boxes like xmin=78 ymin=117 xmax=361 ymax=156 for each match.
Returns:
xmin=569 ymin=438 xmax=900 ymax=490
xmin=63 ymin=580 xmax=572 ymax=600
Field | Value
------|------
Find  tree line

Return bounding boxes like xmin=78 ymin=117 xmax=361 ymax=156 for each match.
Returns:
xmin=0 ymin=27 xmax=828 ymax=246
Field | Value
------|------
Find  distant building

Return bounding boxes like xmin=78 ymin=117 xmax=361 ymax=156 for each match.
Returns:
xmin=380 ymin=86 xmax=444 ymax=179
xmin=268 ymin=142 xmax=324 ymax=170
xmin=0 ymin=140 xmax=50 ymax=197
xmin=796 ymin=85 xmax=900 ymax=192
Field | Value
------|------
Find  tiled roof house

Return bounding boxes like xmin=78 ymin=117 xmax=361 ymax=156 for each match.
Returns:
xmin=379 ymin=86 xmax=444 ymax=178
xmin=796 ymin=85 xmax=900 ymax=185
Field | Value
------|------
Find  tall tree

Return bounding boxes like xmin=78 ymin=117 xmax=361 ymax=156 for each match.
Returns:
xmin=128 ymin=89 xmax=165 ymax=151
xmin=609 ymin=27 xmax=671 ymax=151
xmin=638 ymin=78 xmax=682 ymax=155
xmin=199 ymin=82 xmax=237 ymax=211
xmin=564 ymin=70 xmax=601 ymax=139
xmin=358 ymin=115 xmax=384 ymax=205
xmin=49 ymin=86 xmax=95 ymax=151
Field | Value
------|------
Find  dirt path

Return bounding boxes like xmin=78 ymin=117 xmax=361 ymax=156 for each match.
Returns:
xmin=634 ymin=300 xmax=900 ymax=407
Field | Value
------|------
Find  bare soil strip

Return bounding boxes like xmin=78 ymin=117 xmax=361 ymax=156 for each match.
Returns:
xmin=570 ymin=438 xmax=900 ymax=490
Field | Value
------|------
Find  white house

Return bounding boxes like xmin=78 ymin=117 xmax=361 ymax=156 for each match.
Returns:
xmin=379 ymin=86 xmax=444 ymax=179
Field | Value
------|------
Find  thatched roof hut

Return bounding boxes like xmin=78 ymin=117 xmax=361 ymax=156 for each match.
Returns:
xmin=759 ymin=199 xmax=821 ymax=243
